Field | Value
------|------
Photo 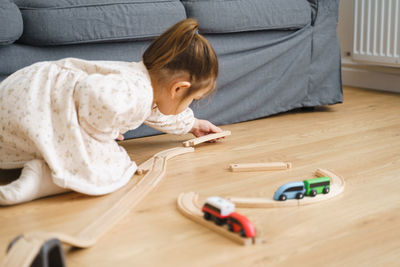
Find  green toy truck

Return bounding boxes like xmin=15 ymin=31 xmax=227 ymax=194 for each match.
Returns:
xmin=303 ymin=177 xmax=330 ymax=197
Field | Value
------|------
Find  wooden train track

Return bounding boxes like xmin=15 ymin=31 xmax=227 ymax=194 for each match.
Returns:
xmin=1 ymin=147 xmax=194 ymax=267
xmin=177 ymin=192 xmax=264 ymax=246
xmin=182 ymin=130 xmax=231 ymax=147
xmin=229 ymin=162 xmax=292 ymax=172
xmin=228 ymin=168 xmax=345 ymax=208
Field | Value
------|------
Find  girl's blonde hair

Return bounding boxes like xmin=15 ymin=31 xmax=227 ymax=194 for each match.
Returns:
xmin=143 ymin=18 xmax=218 ymax=97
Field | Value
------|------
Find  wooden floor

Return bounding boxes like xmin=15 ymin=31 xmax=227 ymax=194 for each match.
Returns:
xmin=1 ymin=87 xmax=400 ymax=266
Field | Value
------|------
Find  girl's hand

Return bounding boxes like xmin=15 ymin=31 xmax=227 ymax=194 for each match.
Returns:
xmin=190 ymin=119 xmax=223 ymax=142
xmin=117 ymin=133 xmax=124 ymax=141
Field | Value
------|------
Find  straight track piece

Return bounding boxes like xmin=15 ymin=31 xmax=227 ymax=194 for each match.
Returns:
xmin=182 ymin=131 xmax=231 ymax=147
xmin=229 ymin=162 xmax=292 ymax=172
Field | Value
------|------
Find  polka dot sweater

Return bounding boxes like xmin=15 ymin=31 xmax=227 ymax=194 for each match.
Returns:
xmin=0 ymin=58 xmax=195 ymax=195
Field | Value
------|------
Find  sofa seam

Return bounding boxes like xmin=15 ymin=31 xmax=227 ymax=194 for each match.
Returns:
xmin=199 ymin=24 xmax=309 ymax=34
xmin=182 ymin=0 xmax=242 ymax=2
xmin=17 ymin=1 xmax=179 ymax=10
xmin=19 ymin=33 xmax=160 ymax=46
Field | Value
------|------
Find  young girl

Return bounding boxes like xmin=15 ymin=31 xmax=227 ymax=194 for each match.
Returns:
xmin=0 ymin=18 xmax=221 ymax=205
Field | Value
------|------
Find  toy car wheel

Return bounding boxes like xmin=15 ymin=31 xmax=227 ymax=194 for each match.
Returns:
xmin=214 ymin=217 xmax=225 ymax=226
xmin=240 ymin=229 xmax=246 ymax=237
xmin=279 ymin=194 xmax=287 ymax=201
xmin=323 ymin=187 xmax=330 ymax=194
xmin=203 ymin=212 xmax=212 ymax=221
xmin=310 ymin=190 xmax=317 ymax=197
xmin=296 ymin=193 xmax=304 ymax=199
xmin=228 ymin=224 xmax=234 ymax=232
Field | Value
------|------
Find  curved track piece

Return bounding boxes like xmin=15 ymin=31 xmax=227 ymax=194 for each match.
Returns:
xmin=177 ymin=192 xmax=263 ymax=246
xmin=228 ymin=168 xmax=345 ymax=208
xmin=2 ymin=147 xmax=194 ymax=267
xmin=136 ymin=147 xmax=191 ymax=174
xmin=1 ymin=234 xmax=44 ymax=267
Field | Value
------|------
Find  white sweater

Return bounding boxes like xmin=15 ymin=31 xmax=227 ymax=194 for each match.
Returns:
xmin=0 ymin=58 xmax=195 ymax=195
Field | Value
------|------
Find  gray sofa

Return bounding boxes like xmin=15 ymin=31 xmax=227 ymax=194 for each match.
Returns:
xmin=0 ymin=0 xmax=342 ymax=139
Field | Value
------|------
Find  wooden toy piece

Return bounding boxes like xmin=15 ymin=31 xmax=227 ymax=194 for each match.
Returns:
xmin=315 ymin=168 xmax=345 ymax=189
xmin=273 ymin=176 xmax=331 ymax=201
xmin=76 ymin=146 xmax=195 ymax=245
xmin=273 ymin=181 xmax=305 ymax=201
xmin=226 ymin=212 xmax=257 ymax=238
xmin=298 ymin=168 xmax=346 ymax=205
xmin=182 ymin=130 xmax=231 ymax=147
xmin=303 ymin=176 xmax=331 ymax=196
xmin=136 ymin=147 xmax=193 ymax=174
xmin=228 ymin=196 xmax=297 ymax=208
xmin=2 ymin=234 xmax=45 ymax=267
xmin=2 ymin=147 xmax=194 ymax=267
xmin=77 ymin=156 xmax=166 ymax=244
xmin=228 ymin=168 xmax=345 ymax=208
xmin=202 ymin=196 xmax=256 ymax=238
xmin=177 ymin=192 xmax=263 ymax=246
xmin=229 ymin=162 xmax=292 ymax=172
xmin=5 ymin=234 xmax=66 ymax=267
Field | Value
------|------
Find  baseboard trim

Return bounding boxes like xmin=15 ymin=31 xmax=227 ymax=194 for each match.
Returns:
xmin=342 ymin=60 xmax=400 ymax=94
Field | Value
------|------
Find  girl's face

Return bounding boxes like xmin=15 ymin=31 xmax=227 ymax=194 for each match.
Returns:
xmin=151 ymin=71 xmax=215 ymax=115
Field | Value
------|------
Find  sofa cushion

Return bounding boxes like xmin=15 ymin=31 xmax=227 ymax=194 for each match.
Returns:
xmin=182 ymin=0 xmax=312 ymax=33
xmin=13 ymin=0 xmax=186 ymax=45
xmin=0 ymin=0 xmax=23 ymax=45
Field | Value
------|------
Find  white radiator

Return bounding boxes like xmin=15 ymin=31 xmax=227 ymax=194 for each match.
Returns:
xmin=353 ymin=0 xmax=400 ymax=67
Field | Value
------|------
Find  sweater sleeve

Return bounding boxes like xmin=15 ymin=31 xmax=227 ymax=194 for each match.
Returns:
xmin=144 ymin=106 xmax=195 ymax=135
xmin=73 ymin=73 xmax=143 ymax=141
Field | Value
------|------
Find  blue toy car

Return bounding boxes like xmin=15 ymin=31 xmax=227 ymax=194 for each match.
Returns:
xmin=273 ymin=181 xmax=306 ymax=201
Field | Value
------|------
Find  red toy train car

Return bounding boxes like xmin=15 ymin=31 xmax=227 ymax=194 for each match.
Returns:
xmin=202 ymin=196 xmax=256 ymax=238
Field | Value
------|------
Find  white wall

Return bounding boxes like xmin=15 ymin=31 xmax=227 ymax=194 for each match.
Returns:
xmin=338 ymin=0 xmax=400 ymax=93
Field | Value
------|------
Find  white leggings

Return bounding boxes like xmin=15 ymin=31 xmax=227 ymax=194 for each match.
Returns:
xmin=0 ymin=160 xmax=70 ymax=205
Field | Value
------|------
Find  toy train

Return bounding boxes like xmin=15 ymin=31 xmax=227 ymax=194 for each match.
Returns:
xmin=274 ymin=176 xmax=331 ymax=201
xmin=201 ymin=196 xmax=256 ymax=238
